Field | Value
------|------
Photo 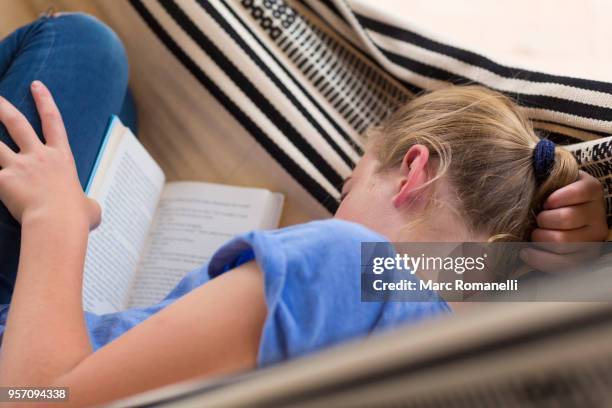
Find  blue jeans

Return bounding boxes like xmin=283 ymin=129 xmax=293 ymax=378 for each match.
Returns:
xmin=0 ymin=13 xmax=137 ymax=304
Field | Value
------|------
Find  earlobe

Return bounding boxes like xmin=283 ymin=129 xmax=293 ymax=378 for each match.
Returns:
xmin=392 ymin=145 xmax=430 ymax=209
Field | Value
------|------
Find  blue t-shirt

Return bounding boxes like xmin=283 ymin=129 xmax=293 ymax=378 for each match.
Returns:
xmin=0 ymin=219 xmax=449 ymax=367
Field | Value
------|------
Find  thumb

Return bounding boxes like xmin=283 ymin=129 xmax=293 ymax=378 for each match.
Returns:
xmin=86 ymin=198 xmax=102 ymax=230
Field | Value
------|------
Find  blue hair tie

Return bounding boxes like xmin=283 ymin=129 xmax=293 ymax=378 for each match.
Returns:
xmin=533 ymin=139 xmax=555 ymax=183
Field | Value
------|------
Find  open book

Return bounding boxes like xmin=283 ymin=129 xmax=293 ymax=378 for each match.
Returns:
xmin=82 ymin=117 xmax=284 ymax=314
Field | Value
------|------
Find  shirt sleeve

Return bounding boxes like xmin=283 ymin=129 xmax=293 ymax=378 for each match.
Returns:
xmin=207 ymin=219 xmax=449 ymax=368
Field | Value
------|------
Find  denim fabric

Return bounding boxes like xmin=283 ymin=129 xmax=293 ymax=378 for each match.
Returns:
xmin=0 ymin=13 xmax=137 ymax=303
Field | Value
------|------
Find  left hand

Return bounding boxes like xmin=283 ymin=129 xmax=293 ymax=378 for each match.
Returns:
xmin=520 ymin=170 xmax=608 ymax=272
xmin=0 ymin=81 xmax=100 ymax=229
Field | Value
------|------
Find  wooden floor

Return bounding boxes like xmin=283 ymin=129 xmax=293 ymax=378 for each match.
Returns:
xmin=1 ymin=0 xmax=611 ymax=226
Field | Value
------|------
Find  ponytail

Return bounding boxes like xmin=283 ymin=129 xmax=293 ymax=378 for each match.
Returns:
xmin=369 ymin=85 xmax=580 ymax=243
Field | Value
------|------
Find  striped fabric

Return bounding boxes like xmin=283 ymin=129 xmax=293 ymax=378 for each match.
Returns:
xmin=129 ymin=0 xmax=612 ymax=228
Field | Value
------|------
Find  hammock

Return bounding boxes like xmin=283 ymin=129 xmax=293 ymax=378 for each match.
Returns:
xmin=128 ymin=0 xmax=612 ymax=229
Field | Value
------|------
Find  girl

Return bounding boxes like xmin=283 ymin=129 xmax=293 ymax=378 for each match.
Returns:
xmin=0 ymin=13 xmax=607 ymax=406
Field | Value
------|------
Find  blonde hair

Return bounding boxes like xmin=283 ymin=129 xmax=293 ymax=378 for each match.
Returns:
xmin=369 ymin=85 xmax=579 ymax=242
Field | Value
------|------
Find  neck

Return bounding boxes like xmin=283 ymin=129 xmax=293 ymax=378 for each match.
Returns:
xmin=385 ymin=204 xmax=488 ymax=243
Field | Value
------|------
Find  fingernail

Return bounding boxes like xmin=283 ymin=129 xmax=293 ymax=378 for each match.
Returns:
xmin=31 ymin=80 xmax=42 ymax=89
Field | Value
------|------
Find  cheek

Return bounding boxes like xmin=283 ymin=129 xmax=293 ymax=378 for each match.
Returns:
xmin=334 ymin=184 xmax=377 ymax=223
xmin=335 ymin=178 xmax=398 ymax=229
xmin=334 ymin=189 xmax=362 ymax=221
xmin=334 ymin=198 xmax=354 ymax=220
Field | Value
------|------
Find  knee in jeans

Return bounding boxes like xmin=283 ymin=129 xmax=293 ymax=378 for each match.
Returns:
xmin=51 ymin=13 xmax=128 ymax=77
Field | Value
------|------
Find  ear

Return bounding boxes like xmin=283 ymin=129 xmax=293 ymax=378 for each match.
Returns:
xmin=392 ymin=144 xmax=430 ymax=208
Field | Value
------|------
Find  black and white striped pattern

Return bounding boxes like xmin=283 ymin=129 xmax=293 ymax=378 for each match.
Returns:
xmin=130 ymin=0 xmax=612 ymax=228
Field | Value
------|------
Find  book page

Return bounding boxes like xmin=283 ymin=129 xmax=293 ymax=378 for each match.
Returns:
xmin=83 ymin=123 xmax=165 ymax=314
xmin=127 ymin=182 xmax=283 ymax=308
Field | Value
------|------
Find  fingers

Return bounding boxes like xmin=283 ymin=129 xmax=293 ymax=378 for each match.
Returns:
xmin=0 ymin=141 xmax=16 ymax=167
xmin=30 ymin=81 xmax=68 ymax=148
xmin=519 ymin=247 xmax=591 ymax=273
xmin=532 ymin=226 xmax=594 ymax=245
xmin=0 ymin=81 xmax=68 ymax=151
xmin=537 ymin=170 xmax=608 ymax=245
xmin=530 ymin=226 xmax=606 ymax=260
xmin=536 ymin=200 xmax=607 ymax=242
xmin=87 ymin=198 xmax=102 ymax=230
xmin=536 ymin=202 xmax=591 ymax=230
xmin=0 ymin=95 xmax=41 ymax=152
xmin=543 ymin=171 xmax=603 ymax=209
